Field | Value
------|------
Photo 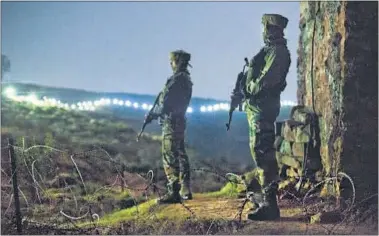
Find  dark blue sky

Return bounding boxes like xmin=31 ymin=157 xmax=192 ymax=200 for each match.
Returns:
xmin=2 ymin=1 xmax=300 ymax=101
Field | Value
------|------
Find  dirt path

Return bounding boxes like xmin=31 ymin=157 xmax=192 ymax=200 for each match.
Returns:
xmin=151 ymin=194 xmax=377 ymax=235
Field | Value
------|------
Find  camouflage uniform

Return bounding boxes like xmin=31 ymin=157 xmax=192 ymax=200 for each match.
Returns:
xmin=238 ymin=14 xmax=291 ymax=220
xmin=153 ymin=50 xmax=193 ymax=204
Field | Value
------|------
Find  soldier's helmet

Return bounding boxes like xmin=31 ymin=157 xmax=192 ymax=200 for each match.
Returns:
xmin=262 ymin=14 xmax=289 ymax=30
xmin=170 ymin=50 xmax=191 ymax=63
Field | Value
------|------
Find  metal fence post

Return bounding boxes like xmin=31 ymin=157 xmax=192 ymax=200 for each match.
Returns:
xmin=9 ymin=137 xmax=22 ymax=234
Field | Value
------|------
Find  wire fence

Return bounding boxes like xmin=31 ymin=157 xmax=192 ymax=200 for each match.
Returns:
xmin=1 ymin=136 xmax=377 ymax=235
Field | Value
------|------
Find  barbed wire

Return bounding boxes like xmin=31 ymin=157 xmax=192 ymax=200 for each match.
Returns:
xmin=1 ymin=143 xmax=375 ymax=235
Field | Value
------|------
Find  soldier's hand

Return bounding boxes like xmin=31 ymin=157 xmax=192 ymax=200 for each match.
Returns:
xmin=230 ymin=92 xmax=243 ymax=109
xmin=230 ymin=91 xmax=243 ymax=100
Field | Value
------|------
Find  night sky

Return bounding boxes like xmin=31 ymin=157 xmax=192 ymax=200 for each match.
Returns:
xmin=2 ymin=1 xmax=300 ymax=101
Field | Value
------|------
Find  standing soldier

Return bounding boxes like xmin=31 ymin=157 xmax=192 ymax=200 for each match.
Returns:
xmin=232 ymin=14 xmax=291 ymax=220
xmin=148 ymin=50 xmax=193 ymax=204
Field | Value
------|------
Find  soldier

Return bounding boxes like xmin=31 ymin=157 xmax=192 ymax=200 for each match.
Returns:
xmin=148 ymin=50 xmax=193 ymax=204
xmin=232 ymin=14 xmax=291 ymax=220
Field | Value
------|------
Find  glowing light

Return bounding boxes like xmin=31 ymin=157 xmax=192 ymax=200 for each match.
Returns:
xmin=4 ymin=87 xmax=16 ymax=98
xmin=26 ymin=93 xmax=38 ymax=103
xmin=3 ymin=90 xmax=298 ymax=115
xmin=281 ymin=100 xmax=296 ymax=106
xmin=125 ymin=100 xmax=132 ymax=107
xmin=213 ymin=104 xmax=220 ymax=111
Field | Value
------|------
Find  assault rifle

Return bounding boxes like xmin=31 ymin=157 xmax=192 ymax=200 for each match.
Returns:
xmin=225 ymin=57 xmax=249 ymax=131
xmin=136 ymin=92 xmax=162 ymax=142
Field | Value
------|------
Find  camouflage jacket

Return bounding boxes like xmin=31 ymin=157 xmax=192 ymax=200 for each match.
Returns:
xmin=155 ymin=70 xmax=193 ymax=119
xmin=243 ymin=42 xmax=291 ymax=100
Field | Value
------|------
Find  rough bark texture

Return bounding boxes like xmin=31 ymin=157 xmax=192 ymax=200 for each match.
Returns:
xmin=298 ymin=1 xmax=378 ymax=198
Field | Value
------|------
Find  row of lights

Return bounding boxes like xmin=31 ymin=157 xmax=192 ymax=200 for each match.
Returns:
xmin=3 ymin=87 xmax=297 ymax=114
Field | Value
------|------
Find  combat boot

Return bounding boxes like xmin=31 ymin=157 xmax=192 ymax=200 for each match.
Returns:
xmin=246 ymin=183 xmax=280 ymax=221
xmin=157 ymin=182 xmax=181 ymax=204
xmin=180 ymin=181 xmax=193 ymax=200
xmin=181 ymin=193 xmax=193 ymax=200
xmin=238 ymin=174 xmax=262 ymax=199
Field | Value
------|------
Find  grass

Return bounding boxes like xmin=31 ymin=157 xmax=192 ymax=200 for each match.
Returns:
xmin=77 ymin=182 xmax=246 ymax=228
xmin=82 ymin=188 xmax=131 ymax=202
xmin=203 ymin=182 xmax=242 ymax=198
xmin=78 ymin=199 xmax=158 ymax=227
xmin=43 ymin=188 xmax=69 ymax=199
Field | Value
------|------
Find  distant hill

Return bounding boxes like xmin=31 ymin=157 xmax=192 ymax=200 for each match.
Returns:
xmin=2 ymin=82 xmax=293 ymax=166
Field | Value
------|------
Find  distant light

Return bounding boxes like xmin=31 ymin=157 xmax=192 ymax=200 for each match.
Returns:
xmin=281 ymin=100 xmax=296 ymax=106
xmin=125 ymin=100 xmax=132 ymax=107
xmin=105 ymin=99 xmax=111 ymax=105
xmin=4 ymin=87 xmax=16 ymax=98
xmin=112 ymin=99 xmax=119 ymax=105
xmin=187 ymin=107 xmax=193 ymax=113
xmin=220 ymin=103 xmax=228 ymax=110
xmin=142 ymin=103 xmax=148 ymax=110
xmin=26 ymin=93 xmax=38 ymax=103
xmin=98 ymin=98 xmax=105 ymax=105
xmin=118 ymin=100 xmax=124 ymax=106
xmin=213 ymin=104 xmax=220 ymax=111
xmin=200 ymin=106 xmax=206 ymax=112
xmin=133 ymin=102 xmax=139 ymax=108
xmin=207 ymin=105 xmax=213 ymax=112
xmin=71 ymin=104 xmax=77 ymax=109
xmin=148 ymin=104 xmax=153 ymax=109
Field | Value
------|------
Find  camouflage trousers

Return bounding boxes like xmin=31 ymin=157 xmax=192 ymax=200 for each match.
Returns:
xmin=245 ymin=108 xmax=280 ymax=190
xmin=162 ymin=134 xmax=191 ymax=195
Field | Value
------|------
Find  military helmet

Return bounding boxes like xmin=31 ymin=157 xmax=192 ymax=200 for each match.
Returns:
xmin=262 ymin=14 xmax=288 ymax=30
xmin=170 ymin=50 xmax=191 ymax=63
